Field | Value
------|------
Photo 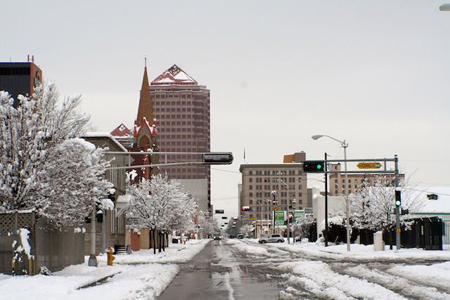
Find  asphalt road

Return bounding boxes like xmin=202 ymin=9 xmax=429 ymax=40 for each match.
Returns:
xmin=158 ymin=240 xmax=281 ymax=300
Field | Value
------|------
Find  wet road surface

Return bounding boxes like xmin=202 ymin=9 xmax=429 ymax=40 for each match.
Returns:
xmin=159 ymin=240 xmax=281 ymax=300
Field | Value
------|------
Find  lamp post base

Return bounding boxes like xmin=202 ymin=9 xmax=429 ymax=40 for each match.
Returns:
xmin=88 ymin=254 xmax=97 ymax=267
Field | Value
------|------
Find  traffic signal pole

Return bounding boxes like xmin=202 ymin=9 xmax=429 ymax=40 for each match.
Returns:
xmin=324 ymin=153 xmax=328 ymax=247
xmin=394 ymin=155 xmax=401 ymax=250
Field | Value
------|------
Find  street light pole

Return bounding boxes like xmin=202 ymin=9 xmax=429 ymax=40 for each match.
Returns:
xmin=343 ymin=141 xmax=350 ymax=252
xmin=312 ymin=135 xmax=351 ymax=251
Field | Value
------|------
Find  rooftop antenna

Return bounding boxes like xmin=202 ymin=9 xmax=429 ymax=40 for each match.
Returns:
xmin=144 ymin=56 xmax=147 ymax=68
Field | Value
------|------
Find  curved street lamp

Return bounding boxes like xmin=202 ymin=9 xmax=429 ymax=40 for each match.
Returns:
xmin=440 ymin=4 xmax=450 ymax=11
xmin=312 ymin=134 xmax=351 ymax=251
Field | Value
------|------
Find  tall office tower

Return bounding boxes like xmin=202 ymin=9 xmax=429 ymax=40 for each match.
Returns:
xmin=0 ymin=57 xmax=42 ymax=107
xmin=150 ymin=64 xmax=211 ymax=212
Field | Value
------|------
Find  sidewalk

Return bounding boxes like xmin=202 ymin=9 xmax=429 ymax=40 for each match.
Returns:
xmin=0 ymin=239 xmax=209 ymax=300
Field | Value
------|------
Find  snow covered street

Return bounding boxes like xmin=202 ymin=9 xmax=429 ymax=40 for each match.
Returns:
xmin=228 ymin=239 xmax=450 ymax=299
xmin=2 ymin=237 xmax=450 ymax=299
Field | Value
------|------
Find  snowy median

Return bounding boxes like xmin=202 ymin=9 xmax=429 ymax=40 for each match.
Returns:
xmin=0 ymin=239 xmax=209 ymax=300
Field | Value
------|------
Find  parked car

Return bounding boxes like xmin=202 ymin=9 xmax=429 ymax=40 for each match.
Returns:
xmin=258 ymin=234 xmax=284 ymax=243
xmin=237 ymin=234 xmax=244 ymax=239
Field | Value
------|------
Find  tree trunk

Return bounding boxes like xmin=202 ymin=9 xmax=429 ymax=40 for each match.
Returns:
xmin=162 ymin=233 xmax=166 ymax=251
xmin=153 ymin=230 xmax=156 ymax=254
xmin=158 ymin=231 xmax=162 ymax=253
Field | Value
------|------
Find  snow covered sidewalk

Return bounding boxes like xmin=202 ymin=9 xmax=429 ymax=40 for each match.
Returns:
xmin=0 ymin=239 xmax=209 ymax=300
xmin=245 ymin=238 xmax=450 ymax=262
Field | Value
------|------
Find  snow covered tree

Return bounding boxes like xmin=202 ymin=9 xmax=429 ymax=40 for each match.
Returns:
xmin=0 ymin=83 xmax=112 ymax=228
xmin=126 ymin=174 xmax=196 ymax=252
xmin=33 ymin=138 xmax=114 ymax=228
xmin=292 ymin=214 xmax=315 ymax=241
xmin=198 ymin=211 xmax=219 ymax=238
xmin=239 ymin=224 xmax=253 ymax=237
xmin=349 ymin=175 xmax=424 ymax=234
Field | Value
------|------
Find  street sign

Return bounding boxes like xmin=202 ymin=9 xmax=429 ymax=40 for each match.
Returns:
xmin=215 ymin=209 xmax=225 ymax=214
xmin=250 ymin=217 xmax=257 ymax=220
xmin=357 ymin=162 xmax=382 ymax=169
xmin=274 ymin=211 xmax=285 ymax=226
xmin=294 ymin=210 xmax=305 ymax=221
xmin=271 ymin=206 xmax=281 ymax=210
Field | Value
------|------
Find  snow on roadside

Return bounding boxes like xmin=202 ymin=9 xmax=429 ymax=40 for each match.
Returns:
xmin=230 ymin=240 xmax=271 ymax=256
xmin=99 ymin=239 xmax=209 ymax=265
xmin=280 ymin=260 xmax=407 ymax=300
xmin=0 ymin=239 xmax=209 ymax=300
xmin=250 ymin=239 xmax=450 ymax=262
xmin=388 ymin=262 xmax=450 ymax=293
xmin=65 ymin=264 xmax=179 ymax=300
xmin=345 ymin=264 xmax=450 ymax=300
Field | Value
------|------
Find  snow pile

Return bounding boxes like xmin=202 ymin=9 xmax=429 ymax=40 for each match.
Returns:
xmin=280 ymin=260 xmax=406 ymax=299
xmin=19 ymin=228 xmax=32 ymax=259
xmin=231 ymin=241 xmax=271 ymax=256
xmin=346 ymin=264 xmax=450 ymax=299
xmin=100 ymin=198 xmax=114 ymax=210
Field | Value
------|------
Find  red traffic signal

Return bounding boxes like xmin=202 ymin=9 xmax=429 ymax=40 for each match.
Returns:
xmin=241 ymin=206 xmax=251 ymax=211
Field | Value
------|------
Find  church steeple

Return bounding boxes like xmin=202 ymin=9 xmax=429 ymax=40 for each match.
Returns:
xmin=136 ymin=64 xmax=154 ymax=128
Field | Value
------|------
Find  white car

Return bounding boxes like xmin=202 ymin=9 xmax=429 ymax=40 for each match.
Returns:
xmin=258 ymin=234 xmax=284 ymax=243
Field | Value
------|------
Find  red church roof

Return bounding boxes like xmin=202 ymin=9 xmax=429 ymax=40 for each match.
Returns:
xmin=110 ymin=123 xmax=131 ymax=137
xmin=151 ymin=64 xmax=197 ymax=85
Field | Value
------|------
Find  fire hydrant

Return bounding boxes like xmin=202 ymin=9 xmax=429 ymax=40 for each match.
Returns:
xmin=106 ymin=247 xmax=115 ymax=266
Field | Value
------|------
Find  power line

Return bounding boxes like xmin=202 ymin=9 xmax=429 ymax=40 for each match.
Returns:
xmin=211 ymin=167 xmax=240 ymax=174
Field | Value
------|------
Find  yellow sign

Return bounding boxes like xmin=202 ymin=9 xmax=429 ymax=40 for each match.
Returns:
xmin=396 ymin=228 xmax=401 ymax=233
xmin=271 ymin=206 xmax=281 ymax=210
xmin=357 ymin=162 xmax=382 ymax=169
xmin=250 ymin=217 xmax=258 ymax=220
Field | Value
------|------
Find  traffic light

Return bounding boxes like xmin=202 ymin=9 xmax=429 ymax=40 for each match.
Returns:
xmin=242 ymin=206 xmax=251 ymax=211
xmin=395 ymin=190 xmax=401 ymax=207
xmin=303 ymin=160 xmax=325 ymax=173
xmin=203 ymin=152 xmax=234 ymax=165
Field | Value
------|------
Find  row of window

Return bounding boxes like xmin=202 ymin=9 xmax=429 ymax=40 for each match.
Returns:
xmin=156 ymin=114 xmax=208 ymax=120
xmin=249 ymin=199 xmax=301 ymax=205
xmin=155 ymin=107 xmax=194 ymax=113
xmin=159 ymin=127 xmax=207 ymax=133
xmin=248 ymin=192 xmax=302 ymax=198
xmin=249 ymin=185 xmax=302 ymax=191
xmin=153 ymin=94 xmax=209 ymax=102
xmin=250 ymin=177 xmax=302 ymax=183
xmin=248 ymin=170 xmax=301 ymax=176
xmin=246 ymin=211 xmax=303 ymax=220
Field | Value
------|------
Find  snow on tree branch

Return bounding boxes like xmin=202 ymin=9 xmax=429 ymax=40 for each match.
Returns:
xmin=126 ymin=174 xmax=196 ymax=233
xmin=0 ymin=83 xmax=112 ymax=228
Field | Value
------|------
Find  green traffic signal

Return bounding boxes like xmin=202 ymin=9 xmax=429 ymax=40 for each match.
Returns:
xmin=303 ymin=160 xmax=325 ymax=173
xmin=395 ymin=190 xmax=401 ymax=207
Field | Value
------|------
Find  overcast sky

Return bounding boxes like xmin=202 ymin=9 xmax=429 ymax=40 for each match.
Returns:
xmin=2 ymin=1 xmax=450 ymax=217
